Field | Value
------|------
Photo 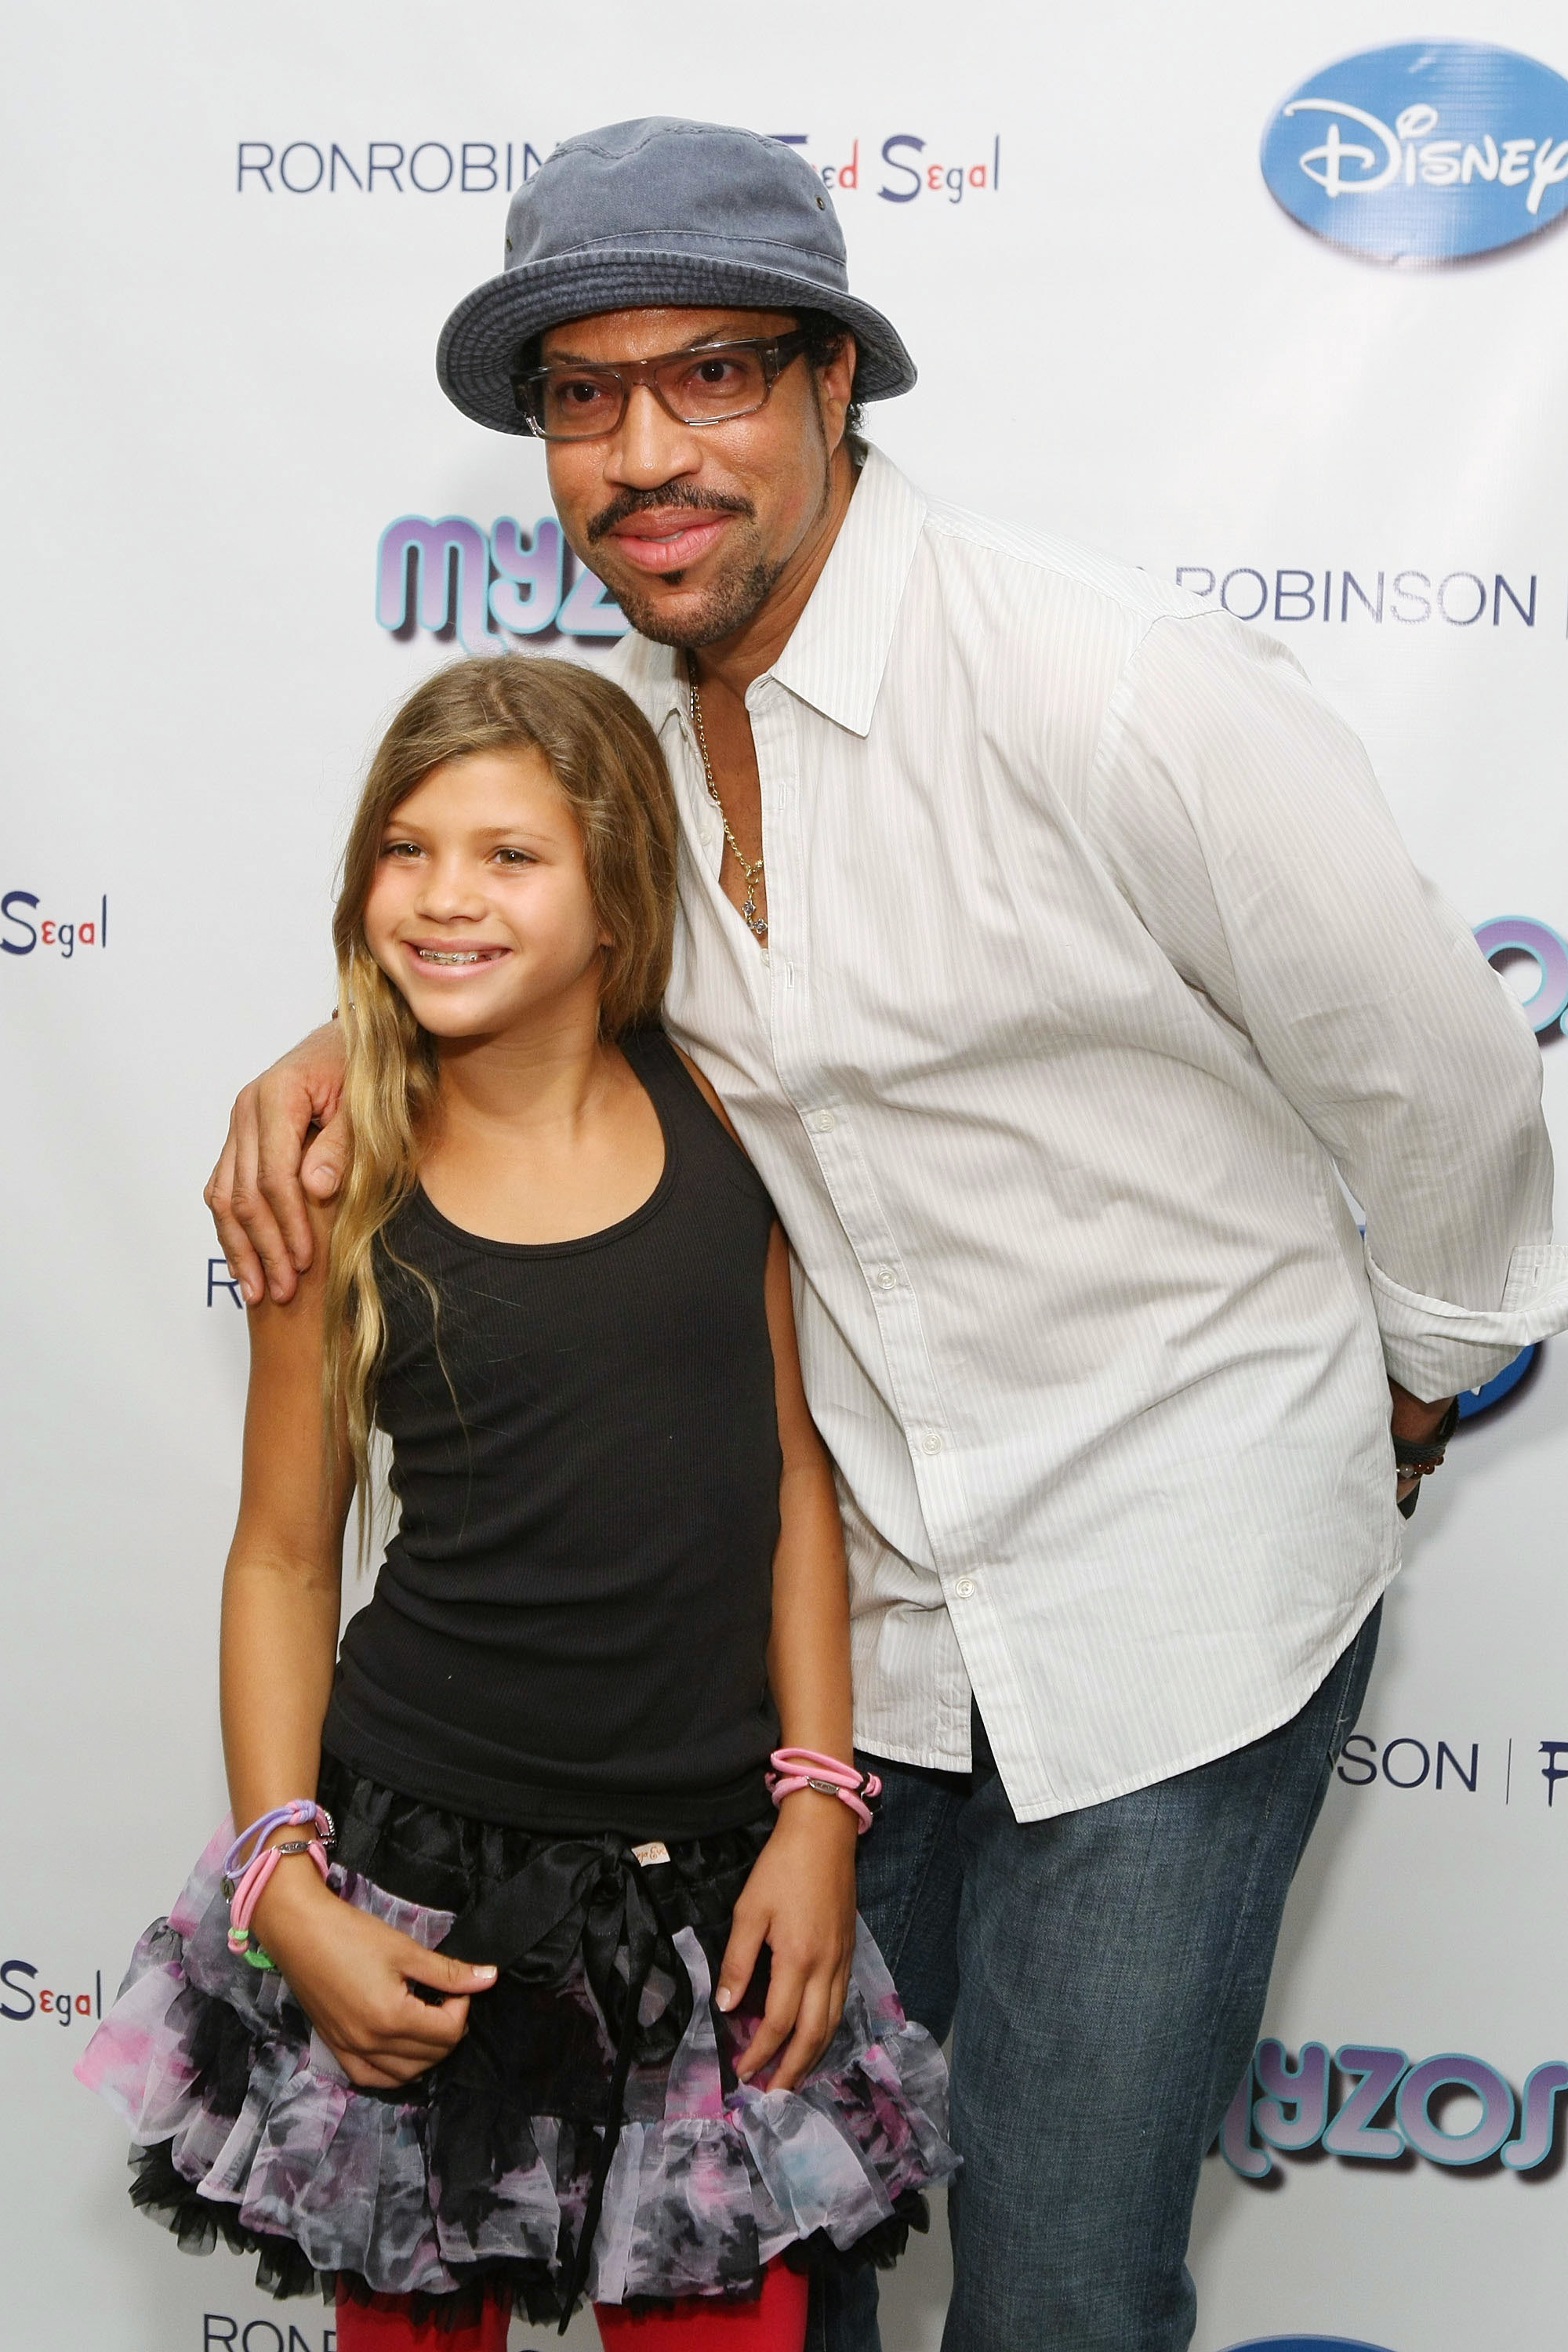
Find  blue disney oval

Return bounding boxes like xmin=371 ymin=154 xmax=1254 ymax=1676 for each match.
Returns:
xmin=1222 ymin=2338 xmax=1396 ymax=2352
xmin=1261 ymin=41 xmax=1568 ymax=260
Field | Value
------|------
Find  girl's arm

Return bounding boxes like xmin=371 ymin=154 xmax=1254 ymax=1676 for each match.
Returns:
xmin=715 ymin=1219 xmax=861 ymax=2091
xmin=223 ymin=1206 xmax=495 ymax=2086
xmin=220 ymin=1212 xmax=351 ymax=1845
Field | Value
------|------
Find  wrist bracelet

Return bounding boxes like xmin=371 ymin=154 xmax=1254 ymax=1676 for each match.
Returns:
xmin=1393 ymin=1397 xmax=1461 ymax=1520
xmin=766 ymin=1748 xmax=882 ymax=1835
xmin=227 ymin=1837 xmax=332 ymax=1969
xmin=223 ymin=1801 xmax=336 ymax=1891
xmin=223 ymin=1802 xmax=336 ymax=1968
xmin=1392 ymin=1396 xmax=1461 ymax=1479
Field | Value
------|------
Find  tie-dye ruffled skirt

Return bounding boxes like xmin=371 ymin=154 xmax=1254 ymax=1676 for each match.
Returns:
xmin=76 ymin=1766 xmax=956 ymax=2328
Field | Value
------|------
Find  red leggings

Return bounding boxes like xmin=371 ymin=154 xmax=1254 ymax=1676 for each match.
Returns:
xmin=334 ymin=2261 xmax=808 ymax=2352
xmin=593 ymin=2259 xmax=808 ymax=2350
xmin=333 ymin=2291 xmax=509 ymax=2351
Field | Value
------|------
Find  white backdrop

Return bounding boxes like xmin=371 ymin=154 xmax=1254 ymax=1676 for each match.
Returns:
xmin=5 ymin=6 xmax=1568 ymax=2349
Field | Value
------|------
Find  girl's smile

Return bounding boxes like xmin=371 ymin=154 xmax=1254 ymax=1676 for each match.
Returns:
xmin=401 ymin=939 xmax=512 ymax=971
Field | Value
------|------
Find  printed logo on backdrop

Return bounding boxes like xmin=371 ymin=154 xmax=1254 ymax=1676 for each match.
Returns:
xmin=376 ymin=517 xmax=629 ymax=654
xmin=1473 ymin=918 xmax=1568 ymax=1042
xmin=1334 ymin=1723 xmax=1568 ymax=1805
xmin=0 ymin=891 xmax=107 ymax=958
xmin=773 ymin=133 xmax=1001 ymax=205
xmin=1261 ymin=42 xmax=1568 ymax=260
xmin=235 ymin=133 xmax=1001 ymax=208
xmin=1219 ymin=2038 xmax=1568 ymax=2177
xmin=202 ymin=2321 xmax=334 ymax=2351
xmin=0 ymin=1960 xmax=103 ymax=2028
xmin=1173 ymin=561 xmax=1551 ymax=633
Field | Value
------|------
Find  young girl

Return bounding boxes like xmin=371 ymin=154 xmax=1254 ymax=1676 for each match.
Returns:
xmin=78 ymin=655 xmax=954 ymax=2351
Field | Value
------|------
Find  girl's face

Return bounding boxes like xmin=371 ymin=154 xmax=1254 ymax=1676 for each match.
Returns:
xmin=363 ymin=746 xmax=610 ymax=1041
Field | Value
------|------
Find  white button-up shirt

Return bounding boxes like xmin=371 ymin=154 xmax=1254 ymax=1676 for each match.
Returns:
xmin=607 ymin=446 xmax=1568 ymax=1822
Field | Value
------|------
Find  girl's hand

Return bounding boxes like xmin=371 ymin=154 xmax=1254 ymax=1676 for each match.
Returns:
xmin=250 ymin=1869 xmax=497 ymax=2089
xmin=715 ymin=1795 xmax=858 ymax=2092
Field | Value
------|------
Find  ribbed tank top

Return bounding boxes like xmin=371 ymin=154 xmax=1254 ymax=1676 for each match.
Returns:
xmin=321 ymin=1027 xmax=783 ymax=1838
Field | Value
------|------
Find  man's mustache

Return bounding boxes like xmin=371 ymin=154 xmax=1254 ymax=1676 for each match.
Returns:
xmin=586 ymin=483 xmax=755 ymax=543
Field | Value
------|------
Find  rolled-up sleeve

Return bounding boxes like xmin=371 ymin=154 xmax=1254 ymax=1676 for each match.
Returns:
xmin=1095 ymin=608 xmax=1568 ymax=1399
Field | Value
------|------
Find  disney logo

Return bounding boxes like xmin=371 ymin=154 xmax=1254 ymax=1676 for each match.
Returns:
xmin=1262 ymin=42 xmax=1568 ymax=261
xmin=1289 ymin=99 xmax=1568 ymax=213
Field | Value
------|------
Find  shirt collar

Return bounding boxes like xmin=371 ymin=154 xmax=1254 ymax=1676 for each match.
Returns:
xmin=767 ymin=444 xmax=926 ymax=736
xmin=617 ymin=443 xmax=927 ymax=742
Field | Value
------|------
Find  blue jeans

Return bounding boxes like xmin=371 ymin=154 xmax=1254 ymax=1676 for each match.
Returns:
xmin=810 ymin=1606 xmax=1381 ymax=2352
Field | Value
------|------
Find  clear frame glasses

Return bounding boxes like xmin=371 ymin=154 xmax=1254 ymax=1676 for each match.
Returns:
xmin=511 ymin=330 xmax=811 ymax=441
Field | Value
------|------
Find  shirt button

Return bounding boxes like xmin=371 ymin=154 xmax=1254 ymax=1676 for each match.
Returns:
xmin=953 ymin=1576 xmax=976 ymax=1599
xmin=810 ymin=1109 xmax=837 ymax=1133
xmin=921 ymin=1429 xmax=944 ymax=1454
xmin=876 ymin=1267 xmax=898 ymax=1290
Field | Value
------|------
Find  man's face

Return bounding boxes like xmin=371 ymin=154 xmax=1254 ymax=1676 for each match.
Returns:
xmin=539 ymin=306 xmax=855 ymax=650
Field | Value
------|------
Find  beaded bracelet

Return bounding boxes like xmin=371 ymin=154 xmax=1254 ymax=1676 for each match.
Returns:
xmin=766 ymin=1748 xmax=882 ymax=1835
xmin=1392 ymin=1396 xmax=1461 ymax=1521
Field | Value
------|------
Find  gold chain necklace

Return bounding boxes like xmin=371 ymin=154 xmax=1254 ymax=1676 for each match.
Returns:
xmin=688 ymin=659 xmax=768 ymax=944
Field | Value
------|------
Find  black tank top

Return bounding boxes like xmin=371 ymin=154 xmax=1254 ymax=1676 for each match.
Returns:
xmin=321 ymin=1028 xmax=782 ymax=1838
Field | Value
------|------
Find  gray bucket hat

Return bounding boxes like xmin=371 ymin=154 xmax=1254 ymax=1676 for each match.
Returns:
xmin=437 ymin=116 xmax=916 ymax=436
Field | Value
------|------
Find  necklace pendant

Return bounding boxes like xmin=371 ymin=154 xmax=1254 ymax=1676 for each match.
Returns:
xmin=742 ymin=888 xmax=768 ymax=942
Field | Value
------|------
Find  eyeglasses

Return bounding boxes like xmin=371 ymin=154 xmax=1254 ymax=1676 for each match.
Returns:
xmin=511 ymin=331 xmax=811 ymax=441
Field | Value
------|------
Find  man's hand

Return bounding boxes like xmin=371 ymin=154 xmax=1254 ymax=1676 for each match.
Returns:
xmin=1389 ymin=1379 xmax=1457 ymax=1505
xmin=205 ymin=1024 xmax=349 ymax=1305
xmin=250 ymin=1867 xmax=496 ymax=2089
xmin=714 ymin=1795 xmax=858 ymax=2092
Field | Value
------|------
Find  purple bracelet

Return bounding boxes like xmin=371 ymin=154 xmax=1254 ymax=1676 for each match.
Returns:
xmin=223 ymin=1801 xmax=335 ymax=1889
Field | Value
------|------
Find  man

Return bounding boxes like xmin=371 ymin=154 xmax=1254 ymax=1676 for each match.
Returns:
xmin=209 ymin=118 xmax=1567 ymax=2350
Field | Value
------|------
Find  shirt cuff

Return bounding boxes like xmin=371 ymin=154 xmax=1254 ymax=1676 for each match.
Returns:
xmin=1366 ymin=1240 xmax=1568 ymax=1400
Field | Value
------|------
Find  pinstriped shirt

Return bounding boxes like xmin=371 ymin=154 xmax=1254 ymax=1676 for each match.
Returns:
xmin=606 ymin=446 xmax=1568 ymax=1822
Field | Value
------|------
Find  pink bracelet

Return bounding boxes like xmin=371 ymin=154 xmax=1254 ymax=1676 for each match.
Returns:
xmin=227 ymin=1837 xmax=332 ymax=1967
xmin=766 ymin=1748 xmax=882 ymax=1835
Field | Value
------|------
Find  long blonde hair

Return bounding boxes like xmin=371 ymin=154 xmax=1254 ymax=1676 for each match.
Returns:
xmin=325 ymin=654 xmax=677 ymax=1542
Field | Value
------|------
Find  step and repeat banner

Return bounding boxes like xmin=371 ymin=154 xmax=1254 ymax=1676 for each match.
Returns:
xmin=4 ymin=5 xmax=1566 ymax=2349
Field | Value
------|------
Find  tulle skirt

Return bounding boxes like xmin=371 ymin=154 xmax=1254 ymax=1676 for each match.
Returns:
xmin=77 ymin=1763 xmax=956 ymax=2328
